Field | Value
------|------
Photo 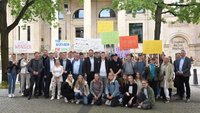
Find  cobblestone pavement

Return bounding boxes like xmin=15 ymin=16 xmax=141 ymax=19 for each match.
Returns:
xmin=0 ymin=85 xmax=200 ymax=113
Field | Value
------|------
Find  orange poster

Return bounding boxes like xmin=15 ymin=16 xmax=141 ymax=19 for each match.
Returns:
xmin=119 ymin=36 xmax=138 ymax=50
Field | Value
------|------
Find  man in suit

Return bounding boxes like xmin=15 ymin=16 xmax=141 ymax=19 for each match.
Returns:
xmin=173 ymin=53 xmax=181 ymax=96
xmin=175 ymin=50 xmax=191 ymax=102
xmin=72 ymin=52 xmax=84 ymax=82
xmin=60 ymin=52 xmax=72 ymax=82
xmin=94 ymin=52 xmax=109 ymax=91
xmin=44 ymin=52 xmax=55 ymax=98
xmin=84 ymin=49 xmax=98 ymax=86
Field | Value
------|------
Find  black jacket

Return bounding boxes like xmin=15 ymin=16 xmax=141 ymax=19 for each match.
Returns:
xmin=94 ymin=58 xmax=110 ymax=75
xmin=84 ymin=57 xmax=98 ymax=75
xmin=44 ymin=58 xmax=56 ymax=76
xmin=60 ymin=59 xmax=72 ymax=74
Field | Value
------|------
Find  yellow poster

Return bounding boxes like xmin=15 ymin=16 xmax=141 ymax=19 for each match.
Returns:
xmin=143 ymin=40 xmax=163 ymax=54
xmin=98 ymin=21 xmax=114 ymax=33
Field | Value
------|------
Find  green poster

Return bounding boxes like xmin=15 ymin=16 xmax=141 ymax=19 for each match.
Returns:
xmin=101 ymin=32 xmax=119 ymax=44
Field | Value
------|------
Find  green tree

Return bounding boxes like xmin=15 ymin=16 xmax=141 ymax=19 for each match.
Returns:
xmin=112 ymin=0 xmax=200 ymax=40
xmin=0 ymin=0 xmax=64 ymax=83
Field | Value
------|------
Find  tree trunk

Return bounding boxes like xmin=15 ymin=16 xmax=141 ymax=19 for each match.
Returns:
xmin=0 ymin=0 xmax=9 ymax=82
xmin=154 ymin=5 xmax=163 ymax=40
xmin=1 ymin=31 xmax=9 ymax=82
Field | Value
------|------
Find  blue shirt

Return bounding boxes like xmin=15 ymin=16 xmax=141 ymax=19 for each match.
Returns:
xmin=179 ymin=57 xmax=185 ymax=72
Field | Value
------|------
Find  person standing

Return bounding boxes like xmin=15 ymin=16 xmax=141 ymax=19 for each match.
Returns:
xmin=173 ymin=53 xmax=181 ymax=96
xmin=44 ymin=52 xmax=55 ymax=98
xmin=146 ymin=58 xmax=160 ymax=98
xmin=109 ymin=54 xmax=123 ymax=81
xmin=123 ymin=54 xmax=135 ymax=78
xmin=134 ymin=54 xmax=146 ymax=79
xmin=160 ymin=57 xmax=173 ymax=103
xmin=60 ymin=52 xmax=72 ymax=82
xmin=28 ymin=52 xmax=43 ymax=100
xmin=84 ymin=49 xmax=98 ymax=86
xmin=94 ymin=52 xmax=109 ymax=92
xmin=7 ymin=54 xmax=18 ymax=98
xmin=88 ymin=74 xmax=103 ymax=105
xmin=72 ymin=52 xmax=84 ymax=82
xmin=175 ymin=50 xmax=191 ymax=102
xmin=50 ymin=59 xmax=64 ymax=100
xmin=20 ymin=53 xmax=30 ymax=96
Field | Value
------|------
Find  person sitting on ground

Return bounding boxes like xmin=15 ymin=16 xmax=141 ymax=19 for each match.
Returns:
xmin=88 ymin=73 xmax=103 ymax=105
xmin=137 ymin=80 xmax=155 ymax=110
xmin=105 ymin=72 xmax=121 ymax=107
xmin=122 ymin=75 xmax=137 ymax=107
xmin=61 ymin=74 xmax=75 ymax=103
xmin=74 ymin=75 xmax=89 ymax=105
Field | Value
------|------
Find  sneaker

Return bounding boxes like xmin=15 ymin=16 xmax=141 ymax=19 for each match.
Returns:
xmin=91 ymin=99 xmax=95 ymax=105
xmin=8 ymin=94 xmax=12 ymax=98
xmin=64 ymin=98 xmax=68 ymax=103
xmin=164 ymin=100 xmax=170 ymax=103
xmin=71 ymin=100 xmax=75 ymax=103
xmin=76 ymin=100 xmax=80 ymax=104
xmin=125 ymin=104 xmax=128 ymax=107
xmin=137 ymin=105 xmax=142 ymax=109
xmin=50 ymin=97 xmax=54 ymax=100
xmin=105 ymin=100 xmax=111 ymax=106
xmin=21 ymin=93 xmax=24 ymax=96
xmin=12 ymin=94 xmax=15 ymax=98
xmin=57 ymin=96 xmax=60 ymax=100
xmin=186 ymin=98 xmax=190 ymax=103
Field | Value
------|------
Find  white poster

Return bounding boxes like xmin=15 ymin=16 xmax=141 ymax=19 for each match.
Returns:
xmin=14 ymin=41 xmax=33 ymax=53
xmin=55 ymin=40 xmax=71 ymax=52
xmin=74 ymin=38 xmax=104 ymax=52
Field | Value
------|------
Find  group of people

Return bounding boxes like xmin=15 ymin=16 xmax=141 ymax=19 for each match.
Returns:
xmin=6 ymin=49 xmax=191 ymax=110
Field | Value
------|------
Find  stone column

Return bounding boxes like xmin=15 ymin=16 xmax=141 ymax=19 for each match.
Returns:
xmin=51 ymin=11 xmax=59 ymax=51
xmin=117 ymin=10 xmax=126 ymax=36
xmin=84 ymin=0 xmax=92 ymax=39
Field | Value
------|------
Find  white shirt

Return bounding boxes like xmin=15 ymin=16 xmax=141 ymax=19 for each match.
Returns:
xmin=50 ymin=59 xmax=55 ymax=72
xmin=73 ymin=60 xmax=80 ymax=74
xmin=90 ymin=57 xmax=94 ymax=72
xmin=68 ymin=58 xmax=74 ymax=63
xmin=52 ymin=65 xmax=63 ymax=82
xmin=20 ymin=59 xmax=28 ymax=74
xmin=179 ymin=57 xmax=185 ymax=72
xmin=63 ymin=59 xmax=67 ymax=70
xmin=144 ymin=88 xmax=148 ymax=98
xmin=100 ymin=60 xmax=107 ymax=76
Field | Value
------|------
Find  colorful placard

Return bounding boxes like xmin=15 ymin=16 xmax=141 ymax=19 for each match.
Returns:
xmin=14 ymin=41 xmax=33 ymax=53
xmin=101 ymin=32 xmax=119 ymax=44
xmin=55 ymin=40 xmax=70 ymax=52
xmin=98 ymin=21 xmax=114 ymax=33
xmin=143 ymin=40 xmax=162 ymax=54
xmin=120 ymin=36 xmax=138 ymax=50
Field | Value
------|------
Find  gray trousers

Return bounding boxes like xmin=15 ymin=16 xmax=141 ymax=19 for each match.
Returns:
xmin=20 ymin=73 xmax=30 ymax=92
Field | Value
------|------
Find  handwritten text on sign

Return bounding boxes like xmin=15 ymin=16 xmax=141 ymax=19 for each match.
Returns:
xmin=14 ymin=41 xmax=32 ymax=53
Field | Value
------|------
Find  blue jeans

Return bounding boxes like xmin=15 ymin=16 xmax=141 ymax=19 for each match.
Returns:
xmin=7 ymin=72 xmax=17 ymax=94
xmin=75 ymin=92 xmax=88 ymax=105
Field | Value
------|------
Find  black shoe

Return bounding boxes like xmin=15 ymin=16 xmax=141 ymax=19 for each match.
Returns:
xmin=186 ymin=98 xmax=190 ymax=103
xmin=28 ymin=96 xmax=31 ymax=100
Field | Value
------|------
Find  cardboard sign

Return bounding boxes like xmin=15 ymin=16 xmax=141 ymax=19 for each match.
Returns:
xmin=55 ymin=40 xmax=70 ymax=52
xmin=14 ymin=41 xmax=32 ymax=53
xmin=120 ymin=36 xmax=138 ymax=50
xmin=143 ymin=40 xmax=162 ymax=54
xmin=101 ymin=32 xmax=119 ymax=44
xmin=98 ymin=21 xmax=114 ymax=33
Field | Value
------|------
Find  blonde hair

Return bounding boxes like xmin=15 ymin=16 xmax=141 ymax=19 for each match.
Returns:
xmin=74 ymin=75 xmax=86 ymax=88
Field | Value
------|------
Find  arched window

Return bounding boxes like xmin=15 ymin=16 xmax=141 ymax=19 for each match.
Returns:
xmin=73 ymin=9 xmax=84 ymax=19
xmin=99 ymin=8 xmax=116 ymax=18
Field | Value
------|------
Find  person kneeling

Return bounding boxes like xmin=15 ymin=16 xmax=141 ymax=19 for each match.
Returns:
xmin=105 ymin=72 xmax=120 ymax=107
xmin=122 ymin=76 xmax=137 ymax=107
xmin=74 ymin=75 xmax=89 ymax=105
xmin=61 ymin=74 xmax=75 ymax=103
xmin=88 ymin=74 xmax=103 ymax=105
xmin=137 ymin=80 xmax=155 ymax=110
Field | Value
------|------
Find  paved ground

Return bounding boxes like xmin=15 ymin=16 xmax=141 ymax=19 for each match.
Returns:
xmin=0 ymin=66 xmax=200 ymax=113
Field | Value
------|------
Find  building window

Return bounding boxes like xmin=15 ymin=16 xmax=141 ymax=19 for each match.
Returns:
xmin=75 ymin=27 xmax=84 ymax=38
xmin=58 ymin=12 xmax=65 ymax=20
xmin=126 ymin=9 xmax=145 ymax=14
xmin=58 ymin=27 xmax=62 ymax=40
xmin=129 ymin=23 xmax=143 ymax=43
xmin=73 ymin=9 xmax=84 ymax=19
xmin=27 ymin=26 xmax=31 ymax=41
xmin=18 ymin=26 xmax=20 ymax=40
xmin=99 ymin=8 xmax=116 ymax=18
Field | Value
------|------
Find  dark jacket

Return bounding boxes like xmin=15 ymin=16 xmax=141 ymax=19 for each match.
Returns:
xmin=28 ymin=59 xmax=43 ymax=75
xmin=125 ymin=83 xmax=137 ymax=97
xmin=140 ymin=86 xmax=155 ymax=105
xmin=60 ymin=59 xmax=72 ymax=74
xmin=175 ymin=57 xmax=191 ymax=77
xmin=94 ymin=58 xmax=109 ymax=75
xmin=71 ymin=59 xmax=84 ymax=75
xmin=44 ymin=58 xmax=56 ymax=76
xmin=7 ymin=61 xmax=18 ymax=74
xmin=61 ymin=81 xmax=75 ymax=97
xmin=84 ymin=57 xmax=98 ymax=75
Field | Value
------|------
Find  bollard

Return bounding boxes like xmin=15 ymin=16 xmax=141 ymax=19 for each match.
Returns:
xmin=193 ymin=69 xmax=198 ymax=85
